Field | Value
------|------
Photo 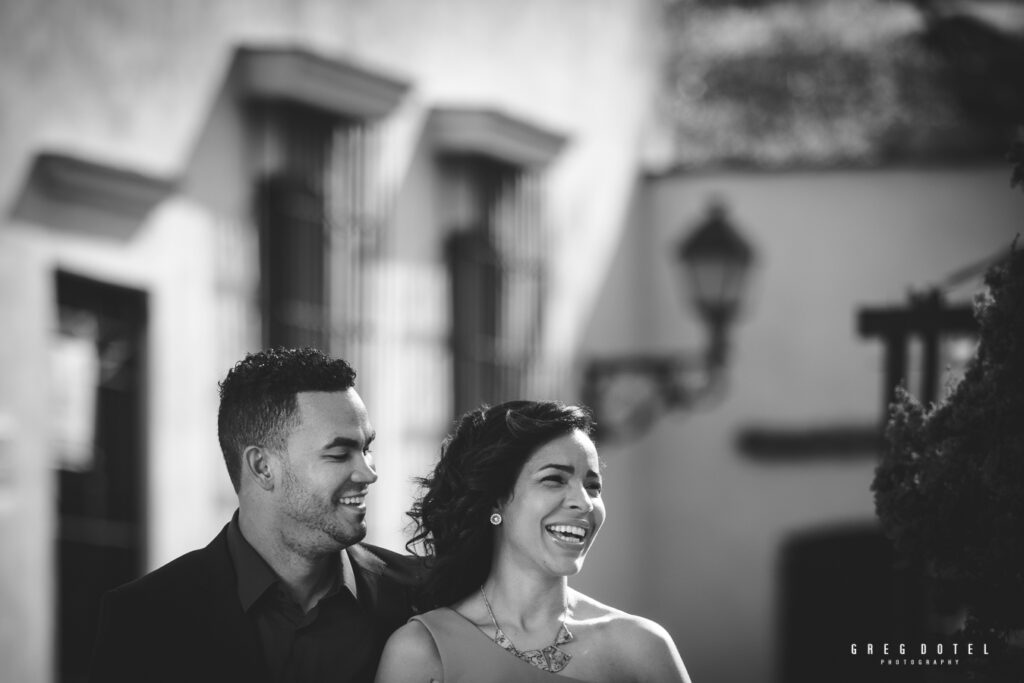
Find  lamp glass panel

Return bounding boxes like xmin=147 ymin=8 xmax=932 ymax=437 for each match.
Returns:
xmin=685 ymin=255 xmax=747 ymax=317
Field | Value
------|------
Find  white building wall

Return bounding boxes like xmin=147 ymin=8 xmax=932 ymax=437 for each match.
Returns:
xmin=578 ymin=165 xmax=1023 ymax=683
xmin=0 ymin=198 xmax=227 ymax=682
xmin=0 ymin=2 xmax=663 ymax=680
xmin=0 ymin=237 xmax=56 ymax=683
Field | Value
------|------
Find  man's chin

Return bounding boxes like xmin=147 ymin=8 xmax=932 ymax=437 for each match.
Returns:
xmin=330 ymin=525 xmax=366 ymax=549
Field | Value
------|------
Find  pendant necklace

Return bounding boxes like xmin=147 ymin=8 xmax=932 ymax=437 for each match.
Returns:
xmin=479 ymin=586 xmax=573 ymax=673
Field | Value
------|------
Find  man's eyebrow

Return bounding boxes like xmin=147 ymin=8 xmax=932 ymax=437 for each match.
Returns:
xmin=322 ymin=432 xmax=375 ymax=451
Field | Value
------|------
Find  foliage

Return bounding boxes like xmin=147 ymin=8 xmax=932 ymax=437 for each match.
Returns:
xmin=659 ymin=0 xmax=1024 ymax=169
xmin=873 ymin=233 xmax=1024 ymax=639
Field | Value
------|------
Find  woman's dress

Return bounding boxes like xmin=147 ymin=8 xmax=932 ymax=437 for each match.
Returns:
xmin=410 ymin=607 xmax=591 ymax=683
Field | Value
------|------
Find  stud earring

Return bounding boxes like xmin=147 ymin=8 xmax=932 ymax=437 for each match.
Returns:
xmin=489 ymin=512 xmax=502 ymax=526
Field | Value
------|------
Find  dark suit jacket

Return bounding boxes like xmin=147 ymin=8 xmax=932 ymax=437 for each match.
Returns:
xmin=88 ymin=523 xmax=420 ymax=683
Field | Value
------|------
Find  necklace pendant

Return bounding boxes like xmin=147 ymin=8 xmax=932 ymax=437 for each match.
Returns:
xmin=491 ymin=625 xmax=574 ymax=673
xmin=542 ymin=644 xmax=572 ymax=673
xmin=480 ymin=587 xmax=575 ymax=674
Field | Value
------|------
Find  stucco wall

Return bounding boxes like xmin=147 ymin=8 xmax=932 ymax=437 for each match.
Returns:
xmin=0 ymin=2 xmax=662 ymax=680
xmin=0 ymin=0 xmax=661 ymax=360
xmin=578 ymin=165 xmax=1023 ymax=682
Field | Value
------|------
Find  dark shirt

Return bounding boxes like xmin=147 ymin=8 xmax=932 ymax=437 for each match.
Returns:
xmin=226 ymin=516 xmax=376 ymax=683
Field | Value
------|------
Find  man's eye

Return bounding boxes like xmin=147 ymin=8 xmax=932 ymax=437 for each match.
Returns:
xmin=587 ymin=482 xmax=603 ymax=494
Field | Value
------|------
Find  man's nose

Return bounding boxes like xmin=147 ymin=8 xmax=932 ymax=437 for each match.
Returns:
xmin=351 ymin=451 xmax=378 ymax=484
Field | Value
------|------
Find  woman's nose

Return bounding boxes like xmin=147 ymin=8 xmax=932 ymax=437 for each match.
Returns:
xmin=565 ymin=481 xmax=594 ymax=511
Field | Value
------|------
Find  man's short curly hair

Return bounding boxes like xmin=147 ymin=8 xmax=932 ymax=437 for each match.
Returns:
xmin=217 ymin=347 xmax=356 ymax=491
xmin=407 ymin=400 xmax=594 ymax=609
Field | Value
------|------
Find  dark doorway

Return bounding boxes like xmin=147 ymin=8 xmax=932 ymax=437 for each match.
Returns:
xmin=52 ymin=271 xmax=147 ymax=683
xmin=778 ymin=523 xmax=926 ymax=683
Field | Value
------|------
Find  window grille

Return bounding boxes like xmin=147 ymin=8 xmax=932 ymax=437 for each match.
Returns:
xmin=256 ymin=102 xmax=382 ymax=358
xmin=256 ymin=103 xmax=334 ymax=350
xmin=259 ymin=172 xmax=328 ymax=349
xmin=442 ymin=154 xmax=547 ymax=416
xmin=326 ymin=122 xmax=386 ymax=372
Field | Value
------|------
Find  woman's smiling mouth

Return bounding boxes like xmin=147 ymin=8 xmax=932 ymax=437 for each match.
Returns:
xmin=545 ymin=523 xmax=589 ymax=546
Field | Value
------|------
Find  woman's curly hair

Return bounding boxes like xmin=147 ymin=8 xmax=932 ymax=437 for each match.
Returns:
xmin=407 ymin=400 xmax=594 ymax=609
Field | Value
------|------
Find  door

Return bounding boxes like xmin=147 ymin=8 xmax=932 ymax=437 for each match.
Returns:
xmin=778 ymin=524 xmax=927 ymax=683
xmin=52 ymin=271 xmax=147 ymax=683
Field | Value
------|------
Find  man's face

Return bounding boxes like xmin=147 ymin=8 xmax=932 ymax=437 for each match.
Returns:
xmin=274 ymin=389 xmax=377 ymax=554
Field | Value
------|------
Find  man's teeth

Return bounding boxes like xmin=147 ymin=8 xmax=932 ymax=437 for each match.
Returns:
xmin=337 ymin=496 xmax=365 ymax=505
xmin=546 ymin=524 xmax=587 ymax=542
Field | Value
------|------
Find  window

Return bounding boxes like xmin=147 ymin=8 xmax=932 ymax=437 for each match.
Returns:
xmin=52 ymin=272 xmax=147 ymax=683
xmin=430 ymin=109 xmax=565 ymax=416
xmin=236 ymin=47 xmax=409 ymax=352
xmin=256 ymin=103 xmax=337 ymax=349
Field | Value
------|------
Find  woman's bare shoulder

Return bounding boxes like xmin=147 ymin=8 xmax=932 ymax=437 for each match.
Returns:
xmin=374 ymin=619 xmax=443 ymax=683
xmin=571 ymin=590 xmax=645 ymax=628
xmin=573 ymin=593 xmax=669 ymax=641
xmin=570 ymin=590 xmax=693 ymax=683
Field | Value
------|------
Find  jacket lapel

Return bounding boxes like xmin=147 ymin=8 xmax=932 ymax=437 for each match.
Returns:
xmin=200 ymin=526 xmax=272 ymax=683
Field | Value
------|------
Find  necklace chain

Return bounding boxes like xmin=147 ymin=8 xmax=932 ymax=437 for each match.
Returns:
xmin=479 ymin=586 xmax=573 ymax=673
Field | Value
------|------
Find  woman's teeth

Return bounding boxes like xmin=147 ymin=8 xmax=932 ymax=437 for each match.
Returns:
xmin=546 ymin=524 xmax=587 ymax=544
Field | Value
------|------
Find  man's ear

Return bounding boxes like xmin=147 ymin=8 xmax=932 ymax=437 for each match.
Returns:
xmin=242 ymin=446 xmax=276 ymax=491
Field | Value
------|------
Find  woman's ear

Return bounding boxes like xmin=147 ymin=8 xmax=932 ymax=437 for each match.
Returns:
xmin=493 ymin=494 xmax=511 ymax=516
xmin=489 ymin=495 xmax=506 ymax=526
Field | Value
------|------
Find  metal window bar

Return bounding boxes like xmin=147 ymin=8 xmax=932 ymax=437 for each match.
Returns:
xmin=446 ymin=156 xmax=547 ymax=416
xmin=493 ymin=171 xmax=547 ymax=399
xmin=257 ymin=103 xmax=339 ymax=351
xmin=260 ymin=174 xmax=327 ymax=349
xmin=327 ymin=121 xmax=391 ymax=376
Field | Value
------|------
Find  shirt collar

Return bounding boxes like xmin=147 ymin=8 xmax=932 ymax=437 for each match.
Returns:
xmin=340 ymin=547 xmax=360 ymax=601
xmin=226 ymin=511 xmax=360 ymax=612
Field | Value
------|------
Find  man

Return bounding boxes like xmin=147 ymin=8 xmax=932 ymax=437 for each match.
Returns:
xmin=89 ymin=347 xmax=420 ymax=683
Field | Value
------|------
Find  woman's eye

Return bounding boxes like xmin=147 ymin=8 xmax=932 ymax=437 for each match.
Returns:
xmin=541 ymin=476 xmax=565 ymax=485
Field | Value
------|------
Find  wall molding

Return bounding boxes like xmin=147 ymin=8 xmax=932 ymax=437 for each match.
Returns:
xmin=429 ymin=107 xmax=567 ymax=168
xmin=235 ymin=46 xmax=410 ymax=120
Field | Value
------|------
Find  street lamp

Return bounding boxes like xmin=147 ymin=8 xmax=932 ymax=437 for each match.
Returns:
xmin=582 ymin=199 xmax=756 ymax=439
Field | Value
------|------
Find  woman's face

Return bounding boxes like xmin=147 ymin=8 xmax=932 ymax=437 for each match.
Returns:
xmin=495 ymin=429 xmax=605 ymax=577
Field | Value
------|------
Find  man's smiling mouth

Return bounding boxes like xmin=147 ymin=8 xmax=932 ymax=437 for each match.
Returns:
xmin=337 ymin=495 xmax=365 ymax=506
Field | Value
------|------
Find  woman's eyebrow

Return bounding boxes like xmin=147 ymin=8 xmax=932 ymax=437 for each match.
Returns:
xmin=536 ymin=463 xmax=574 ymax=474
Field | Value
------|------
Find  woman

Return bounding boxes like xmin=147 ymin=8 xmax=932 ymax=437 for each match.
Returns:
xmin=375 ymin=400 xmax=691 ymax=682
